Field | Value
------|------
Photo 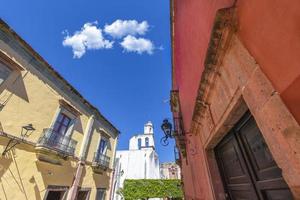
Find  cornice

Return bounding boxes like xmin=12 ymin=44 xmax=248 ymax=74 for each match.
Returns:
xmin=191 ymin=7 xmax=237 ymax=134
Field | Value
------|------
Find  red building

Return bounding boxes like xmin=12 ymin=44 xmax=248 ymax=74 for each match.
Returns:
xmin=170 ymin=0 xmax=300 ymax=199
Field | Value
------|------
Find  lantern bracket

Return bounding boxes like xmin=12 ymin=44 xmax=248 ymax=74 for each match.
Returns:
xmin=2 ymin=139 xmax=19 ymax=156
xmin=1 ymin=124 xmax=35 ymax=156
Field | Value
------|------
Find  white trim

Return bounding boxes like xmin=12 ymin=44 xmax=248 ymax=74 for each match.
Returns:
xmin=49 ymin=106 xmax=63 ymax=129
xmin=78 ymin=115 xmax=95 ymax=160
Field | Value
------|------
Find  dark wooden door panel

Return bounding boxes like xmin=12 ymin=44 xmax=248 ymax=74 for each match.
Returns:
xmin=217 ymin=135 xmax=249 ymax=184
xmin=231 ymin=189 xmax=259 ymax=200
xmin=263 ymin=189 xmax=294 ymax=200
xmin=215 ymin=132 xmax=258 ymax=199
xmin=238 ymin=116 xmax=292 ymax=199
xmin=215 ymin=112 xmax=293 ymax=200
xmin=238 ymin=117 xmax=281 ymax=180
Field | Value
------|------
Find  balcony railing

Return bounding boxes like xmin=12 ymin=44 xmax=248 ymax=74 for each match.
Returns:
xmin=93 ymin=152 xmax=110 ymax=169
xmin=174 ymin=146 xmax=181 ymax=165
xmin=37 ymin=128 xmax=77 ymax=156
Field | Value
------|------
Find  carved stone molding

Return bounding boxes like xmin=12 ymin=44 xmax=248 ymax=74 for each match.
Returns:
xmin=191 ymin=7 xmax=237 ymax=134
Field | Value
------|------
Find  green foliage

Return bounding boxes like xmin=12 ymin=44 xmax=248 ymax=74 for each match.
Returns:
xmin=118 ymin=179 xmax=183 ymax=200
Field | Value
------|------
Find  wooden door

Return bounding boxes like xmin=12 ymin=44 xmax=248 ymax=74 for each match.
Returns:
xmin=215 ymin=112 xmax=293 ymax=200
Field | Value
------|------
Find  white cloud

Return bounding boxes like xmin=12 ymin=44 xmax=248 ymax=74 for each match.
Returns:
xmin=104 ymin=20 xmax=149 ymax=38
xmin=63 ymin=22 xmax=113 ymax=58
xmin=120 ymin=35 xmax=154 ymax=54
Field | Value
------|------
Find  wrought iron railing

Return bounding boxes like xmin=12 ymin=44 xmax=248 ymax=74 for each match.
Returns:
xmin=37 ymin=128 xmax=77 ymax=156
xmin=93 ymin=152 xmax=110 ymax=169
xmin=174 ymin=146 xmax=181 ymax=165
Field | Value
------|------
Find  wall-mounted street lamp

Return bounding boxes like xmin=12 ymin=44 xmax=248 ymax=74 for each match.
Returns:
xmin=21 ymin=124 xmax=35 ymax=138
xmin=2 ymin=124 xmax=35 ymax=156
xmin=160 ymin=119 xmax=174 ymax=146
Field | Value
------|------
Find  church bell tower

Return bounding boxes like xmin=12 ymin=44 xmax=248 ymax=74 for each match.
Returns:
xmin=144 ymin=121 xmax=154 ymax=135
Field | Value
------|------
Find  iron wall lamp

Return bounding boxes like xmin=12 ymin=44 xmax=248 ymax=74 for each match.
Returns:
xmin=160 ymin=119 xmax=174 ymax=146
xmin=21 ymin=124 xmax=35 ymax=138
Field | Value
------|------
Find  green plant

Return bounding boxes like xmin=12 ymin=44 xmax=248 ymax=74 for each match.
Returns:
xmin=118 ymin=179 xmax=183 ymax=200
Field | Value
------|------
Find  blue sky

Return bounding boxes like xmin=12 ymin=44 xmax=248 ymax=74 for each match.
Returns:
xmin=1 ymin=0 xmax=174 ymax=162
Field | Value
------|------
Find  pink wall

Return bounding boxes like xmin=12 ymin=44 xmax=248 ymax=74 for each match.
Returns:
xmin=173 ymin=0 xmax=300 ymax=132
xmin=237 ymin=0 xmax=300 ymax=122
xmin=173 ymin=0 xmax=234 ymax=132
xmin=173 ymin=0 xmax=300 ymax=199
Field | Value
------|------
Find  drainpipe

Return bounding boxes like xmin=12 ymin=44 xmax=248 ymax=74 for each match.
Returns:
xmin=67 ymin=115 xmax=95 ymax=200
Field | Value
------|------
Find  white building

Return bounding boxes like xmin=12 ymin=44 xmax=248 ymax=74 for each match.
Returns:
xmin=111 ymin=121 xmax=160 ymax=200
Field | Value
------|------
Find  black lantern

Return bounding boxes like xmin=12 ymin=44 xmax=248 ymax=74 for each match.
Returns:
xmin=161 ymin=119 xmax=173 ymax=138
xmin=21 ymin=124 xmax=35 ymax=138
xmin=160 ymin=119 xmax=173 ymax=146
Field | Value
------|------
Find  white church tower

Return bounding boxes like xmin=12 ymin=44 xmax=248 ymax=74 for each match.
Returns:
xmin=129 ymin=121 xmax=155 ymax=150
xmin=111 ymin=122 xmax=160 ymax=200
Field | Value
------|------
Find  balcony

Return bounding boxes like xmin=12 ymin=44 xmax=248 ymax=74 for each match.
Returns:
xmin=92 ymin=153 xmax=110 ymax=173
xmin=35 ymin=128 xmax=77 ymax=164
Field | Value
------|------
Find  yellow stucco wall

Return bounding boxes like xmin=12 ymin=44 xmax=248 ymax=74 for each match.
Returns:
xmin=0 ymin=137 xmax=113 ymax=200
xmin=0 ymin=138 xmax=76 ymax=200
xmin=80 ymin=165 xmax=112 ymax=199
xmin=0 ymin=24 xmax=118 ymax=200
xmin=0 ymin=51 xmax=89 ymax=154
xmin=86 ymin=120 xmax=117 ymax=168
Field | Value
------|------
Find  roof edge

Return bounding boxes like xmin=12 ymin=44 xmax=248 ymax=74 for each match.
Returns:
xmin=0 ymin=18 xmax=120 ymax=135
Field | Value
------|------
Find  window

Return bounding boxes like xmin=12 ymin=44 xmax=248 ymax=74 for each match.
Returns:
xmin=53 ymin=113 xmax=71 ymax=136
xmin=145 ymin=137 xmax=149 ymax=147
xmin=138 ymin=138 xmax=142 ymax=149
xmin=76 ymin=188 xmax=91 ymax=200
xmin=96 ymin=188 xmax=106 ymax=200
xmin=0 ymin=61 xmax=12 ymax=85
xmin=44 ymin=186 xmax=68 ymax=200
xmin=98 ymin=138 xmax=108 ymax=155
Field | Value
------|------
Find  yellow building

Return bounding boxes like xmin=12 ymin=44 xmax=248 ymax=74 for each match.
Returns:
xmin=0 ymin=19 xmax=120 ymax=200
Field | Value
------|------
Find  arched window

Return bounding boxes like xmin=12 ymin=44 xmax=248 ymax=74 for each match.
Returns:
xmin=145 ymin=137 xmax=149 ymax=147
xmin=138 ymin=138 xmax=142 ymax=149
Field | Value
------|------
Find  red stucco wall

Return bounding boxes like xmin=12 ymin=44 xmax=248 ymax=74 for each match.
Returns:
xmin=173 ymin=0 xmax=234 ymax=132
xmin=237 ymin=0 xmax=300 ymax=122
xmin=173 ymin=0 xmax=300 ymax=132
xmin=173 ymin=0 xmax=300 ymax=199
